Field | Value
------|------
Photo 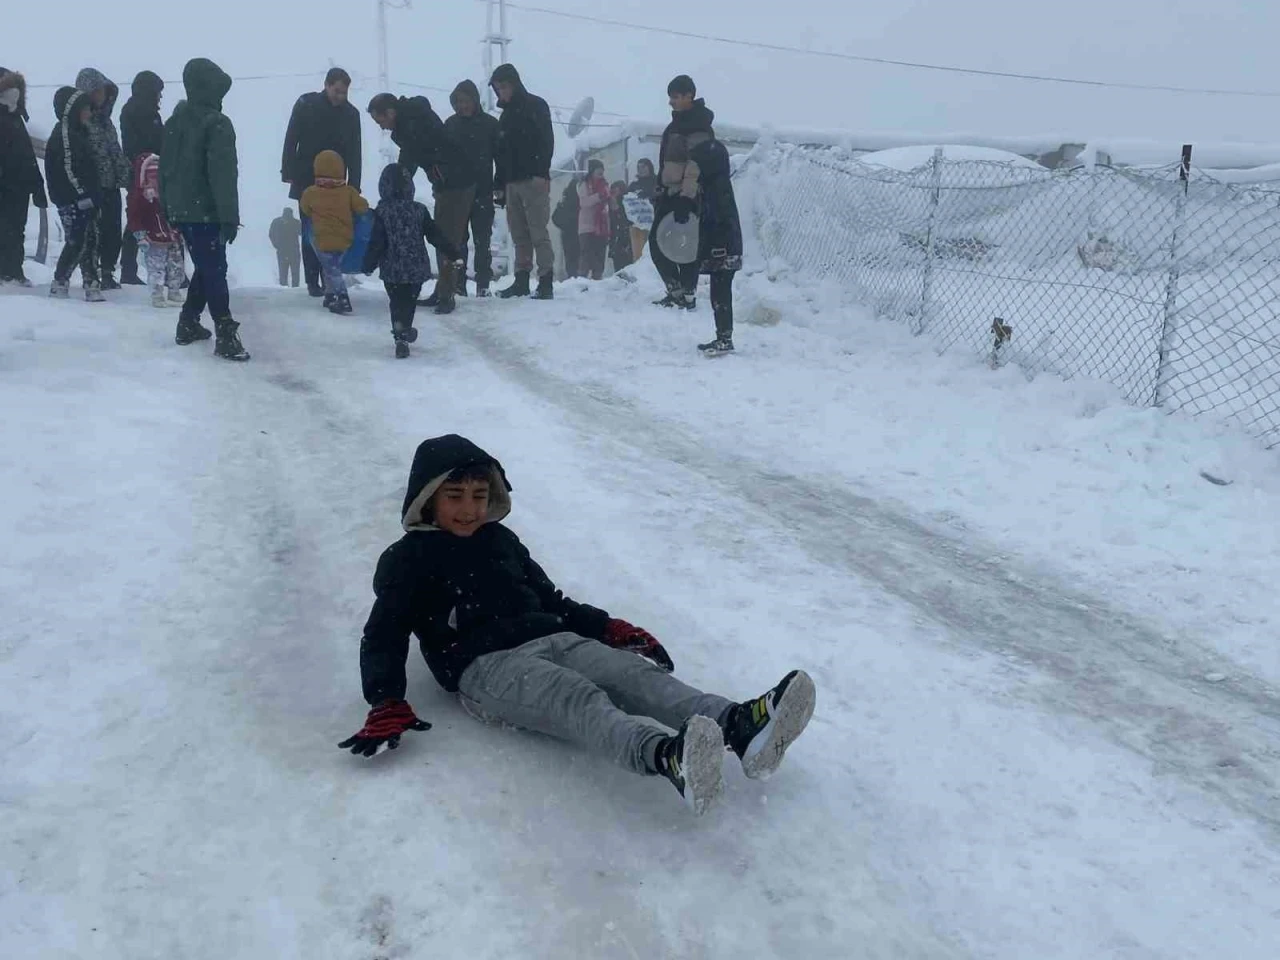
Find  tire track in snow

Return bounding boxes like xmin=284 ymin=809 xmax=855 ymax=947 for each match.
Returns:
xmin=451 ymin=317 xmax=1280 ymax=834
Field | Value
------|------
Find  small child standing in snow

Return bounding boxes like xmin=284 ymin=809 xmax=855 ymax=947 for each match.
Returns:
xmin=339 ymin=434 xmax=817 ymax=814
xmin=300 ymin=149 xmax=368 ymax=315
xmin=44 ymin=87 xmax=103 ymax=301
xmin=126 ymin=152 xmax=184 ymax=307
xmin=361 ymin=163 xmax=464 ymax=359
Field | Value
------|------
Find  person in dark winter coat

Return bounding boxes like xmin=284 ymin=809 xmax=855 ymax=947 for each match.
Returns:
xmin=117 ymin=70 xmax=166 ymax=285
xmin=626 ymin=157 xmax=657 ymax=262
xmin=338 ymin=434 xmax=817 ymax=816
xmin=650 ymin=76 xmax=742 ymax=354
xmin=551 ymin=179 xmax=579 ymax=279
xmin=445 ymin=79 xmax=498 ymax=296
xmin=489 ymin=64 xmax=555 ymax=299
xmin=281 ymin=68 xmax=362 ymax=297
xmin=44 ymin=87 xmax=103 ymax=300
xmin=0 ymin=69 xmax=48 ymax=285
xmin=160 ymin=58 xmax=248 ymax=361
xmin=608 ymin=180 xmax=634 ymax=273
xmin=368 ymin=92 xmax=474 ymax=314
xmin=269 ymin=208 xmax=302 ymax=287
xmin=75 ymin=68 xmax=131 ymax=288
xmin=361 ymin=163 xmax=465 ymax=358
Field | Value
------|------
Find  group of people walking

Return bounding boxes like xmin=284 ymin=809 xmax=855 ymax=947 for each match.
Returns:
xmin=0 ymin=60 xmax=742 ymax=360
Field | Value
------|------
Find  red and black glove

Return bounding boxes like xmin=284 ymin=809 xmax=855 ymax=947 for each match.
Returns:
xmin=337 ymin=700 xmax=432 ymax=758
xmin=603 ymin=618 xmax=675 ymax=673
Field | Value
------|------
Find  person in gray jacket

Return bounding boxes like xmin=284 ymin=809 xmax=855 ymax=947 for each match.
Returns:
xmin=268 ymin=207 xmax=302 ymax=287
xmin=75 ymin=68 xmax=131 ymax=288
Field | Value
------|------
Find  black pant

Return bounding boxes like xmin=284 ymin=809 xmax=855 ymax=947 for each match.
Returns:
xmin=579 ymin=234 xmax=607 ymax=280
xmin=559 ymin=228 xmax=580 ymax=278
xmin=385 ymin=281 xmax=422 ymax=337
xmin=55 ymin=205 xmax=100 ymax=285
xmin=0 ymin=189 xmax=29 ymax=280
xmin=98 ymin=189 xmax=123 ymax=278
xmin=179 ymin=223 xmax=231 ymax=319
xmin=460 ymin=195 xmax=496 ymax=288
xmin=120 ymin=226 xmax=141 ymax=280
xmin=709 ymin=271 xmax=735 ymax=339
xmin=650 ymin=198 xmax=698 ymax=294
xmin=277 ymin=251 xmax=300 ymax=286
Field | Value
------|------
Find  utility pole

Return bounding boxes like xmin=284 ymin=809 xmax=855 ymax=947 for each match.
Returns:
xmin=375 ymin=0 xmax=410 ymax=164
xmin=483 ymin=0 xmax=512 ymax=112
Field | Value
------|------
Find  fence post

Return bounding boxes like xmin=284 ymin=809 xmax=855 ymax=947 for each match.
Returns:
xmin=1154 ymin=144 xmax=1192 ymax=407
xmin=915 ymin=146 xmax=944 ymax=336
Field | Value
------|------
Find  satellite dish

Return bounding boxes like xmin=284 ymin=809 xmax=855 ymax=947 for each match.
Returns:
xmin=565 ymin=96 xmax=594 ymax=138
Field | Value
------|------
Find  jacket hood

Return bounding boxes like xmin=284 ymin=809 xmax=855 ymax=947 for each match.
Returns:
xmin=450 ymin=79 xmax=482 ymax=112
xmin=0 ymin=69 xmax=28 ymax=119
xmin=75 ymin=67 xmax=119 ymax=113
xmin=130 ymin=70 xmax=164 ymax=107
xmin=488 ymin=64 xmax=526 ymax=100
xmin=313 ymin=149 xmax=346 ymax=181
xmin=378 ymin=162 xmax=415 ymax=202
xmin=401 ymin=435 xmax=513 ymax=532
xmin=54 ymin=86 xmax=88 ymax=126
xmin=182 ymin=58 xmax=232 ymax=109
xmin=281 ymin=207 xmax=295 ymax=217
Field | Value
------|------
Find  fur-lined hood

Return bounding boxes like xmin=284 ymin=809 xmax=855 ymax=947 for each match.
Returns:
xmin=0 ymin=69 xmax=27 ymax=119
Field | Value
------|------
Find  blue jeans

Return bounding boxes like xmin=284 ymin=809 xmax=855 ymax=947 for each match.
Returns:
xmin=177 ymin=223 xmax=230 ymax=319
xmin=313 ymin=246 xmax=347 ymax=297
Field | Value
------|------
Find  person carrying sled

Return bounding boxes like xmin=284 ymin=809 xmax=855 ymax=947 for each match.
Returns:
xmin=338 ymin=435 xmax=816 ymax=815
xmin=300 ymin=149 xmax=369 ymax=315
xmin=361 ymin=163 xmax=464 ymax=359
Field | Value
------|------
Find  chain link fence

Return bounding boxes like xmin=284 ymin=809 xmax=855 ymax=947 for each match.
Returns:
xmin=742 ymin=144 xmax=1280 ymax=447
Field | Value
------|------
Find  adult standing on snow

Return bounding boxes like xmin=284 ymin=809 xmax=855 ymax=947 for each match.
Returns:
xmin=281 ymin=68 xmax=362 ymax=298
xmin=445 ymin=80 xmax=499 ymax=297
xmin=75 ymin=68 xmax=131 ymax=289
xmin=367 ymin=91 xmax=474 ymax=315
xmin=269 ymin=208 xmax=302 ymax=287
xmin=160 ymin=58 xmax=249 ymax=362
xmin=489 ymin=64 xmax=555 ymax=299
xmin=118 ymin=70 xmax=167 ymax=286
xmin=0 ymin=67 xmax=48 ymax=286
xmin=650 ymin=75 xmax=741 ymax=355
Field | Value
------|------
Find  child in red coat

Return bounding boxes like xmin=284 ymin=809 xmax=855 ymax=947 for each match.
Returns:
xmin=126 ymin=153 xmax=184 ymax=307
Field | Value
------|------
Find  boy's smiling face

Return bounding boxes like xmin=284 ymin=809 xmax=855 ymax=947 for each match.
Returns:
xmin=432 ymin=479 xmax=490 ymax=536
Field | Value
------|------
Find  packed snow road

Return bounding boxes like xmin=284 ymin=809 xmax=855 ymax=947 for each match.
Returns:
xmin=2 ymin=281 xmax=1279 ymax=960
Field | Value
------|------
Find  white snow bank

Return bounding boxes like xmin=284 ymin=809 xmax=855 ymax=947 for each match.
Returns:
xmin=856 ymin=144 xmax=1045 ymax=172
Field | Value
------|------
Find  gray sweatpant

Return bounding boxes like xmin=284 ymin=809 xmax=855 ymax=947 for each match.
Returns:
xmin=504 ymin=178 xmax=555 ymax=277
xmin=457 ymin=632 xmax=733 ymax=775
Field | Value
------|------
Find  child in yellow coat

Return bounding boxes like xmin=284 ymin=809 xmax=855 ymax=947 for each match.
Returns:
xmin=300 ymin=149 xmax=369 ymax=314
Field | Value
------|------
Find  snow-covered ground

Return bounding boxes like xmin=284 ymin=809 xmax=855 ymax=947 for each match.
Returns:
xmin=3 ymin=259 xmax=1280 ymax=958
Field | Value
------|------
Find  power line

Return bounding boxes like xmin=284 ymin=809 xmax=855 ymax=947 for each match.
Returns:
xmin=494 ymin=2 xmax=1280 ymax=99
xmin=394 ymin=79 xmax=629 ymax=122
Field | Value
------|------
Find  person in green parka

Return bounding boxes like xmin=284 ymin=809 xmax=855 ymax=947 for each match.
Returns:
xmin=159 ymin=57 xmax=249 ymax=361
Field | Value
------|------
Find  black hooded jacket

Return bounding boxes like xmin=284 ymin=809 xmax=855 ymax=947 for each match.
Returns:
xmin=281 ymin=89 xmax=362 ymax=200
xmin=362 ymin=163 xmax=461 ymax=285
xmin=359 ymin=435 xmax=611 ymax=699
xmin=44 ymin=87 xmax=101 ymax=208
xmin=0 ymin=70 xmax=46 ymax=205
xmin=488 ymin=64 xmax=554 ymax=191
xmin=388 ymin=96 xmax=473 ymax=193
xmin=444 ymin=80 xmax=499 ymax=197
xmin=120 ymin=71 xmax=165 ymax=159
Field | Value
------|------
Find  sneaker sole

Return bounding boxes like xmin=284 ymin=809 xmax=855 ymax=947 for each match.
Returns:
xmin=741 ymin=670 xmax=816 ymax=780
xmin=680 ymin=716 xmax=725 ymax=816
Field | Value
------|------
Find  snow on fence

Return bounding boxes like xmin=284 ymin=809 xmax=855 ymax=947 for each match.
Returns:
xmin=740 ymin=144 xmax=1280 ymax=447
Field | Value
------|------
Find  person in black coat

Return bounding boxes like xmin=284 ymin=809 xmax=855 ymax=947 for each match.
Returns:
xmin=445 ymin=79 xmax=498 ymax=296
xmin=281 ymin=68 xmax=362 ymax=296
xmin=117 ymin=70 xmax=165 ymax=284
xmin=337 ymin=434 xmax=817 ymax=816
xmin=368 ymin=92 xmax=475 ymax=313
xmin=44 ymin=86 xmax=104 ymax=297
xmin=0 ymin=68 xmax=48 ymax=285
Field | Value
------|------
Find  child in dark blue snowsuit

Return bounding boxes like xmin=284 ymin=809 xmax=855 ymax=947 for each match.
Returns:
xmin=362 ymin=163 xmax=464 ymax=358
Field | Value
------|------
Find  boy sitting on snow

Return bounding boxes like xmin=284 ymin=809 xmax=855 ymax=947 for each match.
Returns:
xmin=339 ymin=435 xmax=816 ymax=814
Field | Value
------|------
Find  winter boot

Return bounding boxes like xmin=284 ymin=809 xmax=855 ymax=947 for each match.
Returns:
xmin=418 ymin=290 xmax=441 ymax=308
xmin=455 ymin=270 xmax=469 ymax=297
xmin=654 ymin=716 xmax=725 ymax=816
xmin=654 ymin=291 xmax=696 ymax=310
xmin=497 ymin=270 xmax=531 ymax=299
xmin=100 ymin=273 xmax=120 ymax=291
xmin=394 ymin=339 xmax=411 ymax=359
xmin=84 ymin=282 xmax=106 ymax=303
xmin=49 ymin=281 xmax=70 ymax=299
xmin=475 ymin=283 xmax=491 ymax=298
xmin=213 ymin=317 xmax=250 ymax=361
xmin=328 ymin=292 xmax=353 ymax=315
xmin=120 ymin=268 xmax=145 ymax=286
xmin=697 ymin=337 xmax=735 ymax=356
xmin=307 ymin=282 xmax=324 ymax=298
xmin=434 ymin=294 xmax=456 ymax=315
xmin=722 ymin=670 xmax=816 ymax=780
xmin=392 ymin=323 xmax=417 ymax=358
xmin=322 ymin=291 xmax=336 ymax=310
xmin=8 ymin=273 xmax=33 ymax=288
xmin=168 ymin=287 xmax=184 ymax=304
xmin=174 ymin=312 xmax=213 ymax=346
xmin=532 ymin=273 xmax=554 ymax=300
xmin=151 ymin=286 xmax=173 ymax=308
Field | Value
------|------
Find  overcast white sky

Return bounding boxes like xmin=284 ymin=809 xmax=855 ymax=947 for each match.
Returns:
xmin=9 ymin=0 xmax=1280 ymax=276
